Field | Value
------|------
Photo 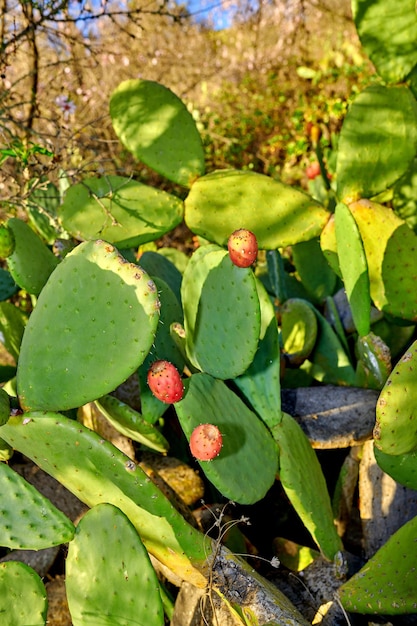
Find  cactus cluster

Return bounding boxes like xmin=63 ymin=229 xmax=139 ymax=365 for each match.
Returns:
xmin=0 ymin=0 xmax=417 ymax=622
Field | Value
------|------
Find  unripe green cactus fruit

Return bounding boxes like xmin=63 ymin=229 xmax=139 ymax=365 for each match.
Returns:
xmin=66 ymin=503 xmax=164 ymax=626
xmin=17 ymin=240 xmax=160 ymax=411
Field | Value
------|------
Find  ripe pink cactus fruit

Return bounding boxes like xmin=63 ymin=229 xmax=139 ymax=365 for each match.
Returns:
xmin=189 ymin=423 xmax=223 ymax=461
xmin=147 ymin=360 xmax=184 ymax=404
xmin=227 ymin=228 xmax=258 ymax=268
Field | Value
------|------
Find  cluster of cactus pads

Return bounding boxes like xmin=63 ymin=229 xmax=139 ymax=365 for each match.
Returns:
xmin=1 ymin=0 xmax=417 ymax=622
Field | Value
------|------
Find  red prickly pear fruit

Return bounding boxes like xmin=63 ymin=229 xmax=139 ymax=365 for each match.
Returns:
xmin=306 ymin=161 xmax=321 ymax=180
xmin=227 ymin=228 xmax=258 ymax=268
xmin=147 ymin=360 xmax=184 ymax=404
xmin=189 ymin=423 xmax=223 ymax=461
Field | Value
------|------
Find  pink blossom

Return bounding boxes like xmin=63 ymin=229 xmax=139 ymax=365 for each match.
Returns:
xmin=55 ymin=95 xmax=76 ymax=119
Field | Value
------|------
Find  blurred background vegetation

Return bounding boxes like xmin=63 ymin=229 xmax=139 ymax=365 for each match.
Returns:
xmin=0 ymin=0 xmax=376 ymax=214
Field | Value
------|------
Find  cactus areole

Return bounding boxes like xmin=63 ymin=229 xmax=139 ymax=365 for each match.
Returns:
xmin=227 ymin=229 xmax=258 ymax=268
xmin=147 ymin=360 xmax=184 ymax=404
xmin=189 ymin=423 xmax=223 ymax=461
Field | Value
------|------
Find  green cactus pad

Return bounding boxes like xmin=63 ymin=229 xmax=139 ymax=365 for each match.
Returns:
xmin=291 ymin=239 xmax=337 ymax=304
xmin=349 ymin=199 xmax=417 ymax=322
xmin=0 ymin=301 xmax=27 ymax=361
xmin=139 ymin=250 xmax=184 ymax=305
xmin=0 ymin=267 xmax=19 ymax=301
xmin=66 ymin=503 xmax=164 ymax=626
xmin=336 ymin=85 xmax=417 ymax=203
xmin=182 ymin=245 xmax=261 ymax=379
xmin=280 ymin=298 xmax=318 ymax=367
xmin=272 ymin=413 xmax=343 ymax=560
xmin=27 ymin=180 xmax=61 ymax=244
xmin=175 ymin=373 xmax=278 ymax=505
xmin=0 ymin=223 xmax=15 ymax=258
xmin=59 ymin=176 xmax=183 ymax=247
xmin=233 ymin=277 xmax=281 ymax=428
xmin=6 ymin=218 xmax=58 ymax=295
xmin=110 ymin=79 xmax=205 ymax=187
xmin=320 ymin=214 xmax=341 ymax=277
xmin=393 ymin=157 xmax=417 ymax=232
xmin=374 ymin=444 xmax=417 ymax=491
xmin=335 ymin=202 xmax=370 ymax=337
xmin=0 ymin=388 xmax=10 ymax=426
xmin=0 ymin=561 xmax=47 ymax=626
xmin=0 ymin=437 xmax=13 ymax=461
xmin=184 ymin=169 xmax=330 ymax=249
xmin=352 ymin=0 xmax=417 ymax=83
xmin=0 ymin=461 xmax=74 ymax=549
xmin=96 ymin=395 xmax=169 ymax=454
xmin=338 ymin=514 xmax=417 ymax=614
xmin=374 ymin=340 xmax=417 ymax=455
xmin=17 ymin=240 xmax=160 ymax=411
xmin=303 ymin=303 xmax=356 ymax=386
xmin=0 ymin=413 xmax=209 ymax=586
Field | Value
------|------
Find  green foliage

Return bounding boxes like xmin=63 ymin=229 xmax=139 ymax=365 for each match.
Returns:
xmin=0 ymin=561 xmax=47 ymax=626
xmin=1 ymin=2 xmax=417 ymax=621
xmin=66 ymin=503 xmax=164 ymax=626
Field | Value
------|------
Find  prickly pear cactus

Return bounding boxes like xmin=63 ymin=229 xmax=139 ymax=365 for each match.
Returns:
xmin=291 ymin=238 xmax=337 ymax=304
xmin=185 ymin=169 xmax=330 ymax=248
xmin=374 ymin=340 xmax=417 ymax=455
xmin=349 ymin=199 xmax=417 ymax=322
xmin=0 ymin=267 xmax=18 ymax=300
xmin=182 ymin=244 xmax=261 ymax=379
xmin=0 ymin=300 xmax=27 ymax=361
xmin=6 ymin=217 xmax=58 ymax=295
xmin=66 ymin=503 xmax=164 ymax=626
xmin=110 ymin=79 xmax=205 ymax=187
xmin=0 ymin=388 xmax=10 ymax=425
xmin=0 ymin=222 xmax=15 ymax=257
xmin=272 ymin=412 xmax=343 ymax=560
xmin=352 ymin=0 xmax=417 ymax=83
xmin=17 ymin=240 xmax=160 ymax=411
xmin=0 ymin=561 xmax=47 ymax=626
xmin=334 ymin=202 xmax=370 ymax=337
xmin=338 ymin=515 xmax=417 ymax=614
xmin=280 ymin=298 xmax=318 ymax=366
xmin=96 ymin=394 xmax=169 ymax=454
xmin=175 ymin=373 xmax=279 ymax=504
xmin=336 ymin=85 xmax=417 ymax=202
xmin=0 ymin=462 xmax=74 ymax=549
xmin=59 ymin=176 xmax=183 ymax=247
xmin=233 ymin=277 xmax=281 ymax=428
xmin=374 ymin=444 xmax=417 ymax=491
xmin=138 ymin=276 xmax=185 ymax=424
xmin=0 ymin=412 xmax=209 ymax=586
